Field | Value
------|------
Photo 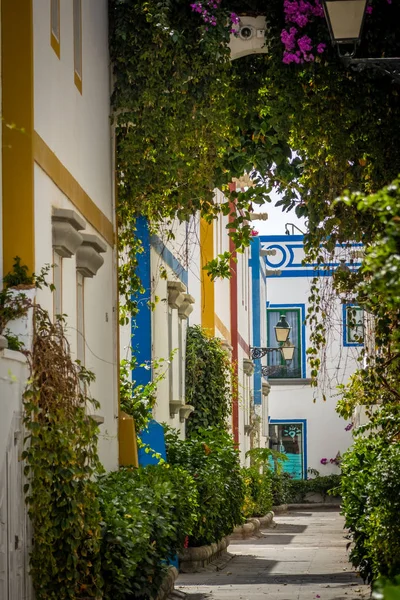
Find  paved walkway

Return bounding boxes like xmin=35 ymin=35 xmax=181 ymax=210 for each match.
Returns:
xmin=174 ymin=509 xmax=370 ymax=600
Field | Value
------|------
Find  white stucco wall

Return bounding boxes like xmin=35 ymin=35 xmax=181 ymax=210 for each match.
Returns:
xmin=150 ymin=242 xmax=189 ymax=438
xmin=33 ymin=0 xmax=113 ymax=220
xmin=34 ymin=167 xmax=118 ymax=470
xmin=186 ymin=215 xmax=202 ymax=326
xmin=261 ymin=237 xmax=361 ymax=476
xmin=31 ymin=3 xmax=118 ymax=471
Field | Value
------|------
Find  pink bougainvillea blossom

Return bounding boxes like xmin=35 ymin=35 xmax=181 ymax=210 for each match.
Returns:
xmin=298 ymin=34 xmax=312 ymax=53
xmin=281 ymin=0 xmax=326 ymax=64
xmin=190 ymin=0 xmax=238 ymax=29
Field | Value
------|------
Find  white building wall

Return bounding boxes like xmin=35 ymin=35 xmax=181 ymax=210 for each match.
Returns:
xmin=0 ymin=350 xmax=31 ymax=600
xmin=33 ymin=0 xmax=113 ymax=220
xmin=187 ymin=215 xmax=202 ymax=326
xmin=32 ymin=2 xmax=118 ymax=471
xmin=261 ymin=237 xmax=361 ymax=476
xmin=150 ymin=219 xmax=194 ymax=437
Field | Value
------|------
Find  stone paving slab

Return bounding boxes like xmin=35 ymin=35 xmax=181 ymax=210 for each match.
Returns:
xmin=173 ymin=510 xmax=369 ymax=600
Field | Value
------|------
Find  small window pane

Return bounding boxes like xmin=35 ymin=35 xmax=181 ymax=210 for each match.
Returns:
xmin=346 ymin=306 xmax=364 ymax=344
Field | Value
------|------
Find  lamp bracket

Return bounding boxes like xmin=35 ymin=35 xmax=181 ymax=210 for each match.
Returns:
xmin=344 ymin=57 xmax=400 ymax=84
xmin=261 ymin=365 xmax=283 ymax=377
xmin=250 ymin=346 xmax=282 ymax=360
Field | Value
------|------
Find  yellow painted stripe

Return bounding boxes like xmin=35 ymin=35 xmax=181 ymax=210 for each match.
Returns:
xmin=215 ymin=313 xmax=231 ymax=344
xmin=2 ymin=0 xmax=35 ymax=275
xmin=33 ymin=132 xmax=114 ymax=246
xmin=200 ymin=217 xmax=215 ymax=334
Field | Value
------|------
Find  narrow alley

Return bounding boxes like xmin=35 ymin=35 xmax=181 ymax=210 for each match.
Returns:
xmin=173 ymin=509 xmax=369 ymax=600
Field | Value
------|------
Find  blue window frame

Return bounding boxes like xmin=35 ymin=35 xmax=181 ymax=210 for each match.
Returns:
xmin=266 ymin=305 xmax=306 ymax=378
xmin=343 ymin=304 xmax=364 ymax=347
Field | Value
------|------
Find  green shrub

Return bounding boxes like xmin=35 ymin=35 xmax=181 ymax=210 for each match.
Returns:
xmin=270 ymin=472 xmax=292 ymax=506
xmin=287 ymin=474 xmax=342 ymax=504
xmin=341 ymin=435 xmax=400 ymax=583
xmin=165 ymin=426 xmax=245 ymax=546
xmin=242 ymin=468 xmax=273 ymax=518
xmin=373 ymin=575 xmax=400 ymax=600
xmin=98 ymin=465 xmax=198 ymax=599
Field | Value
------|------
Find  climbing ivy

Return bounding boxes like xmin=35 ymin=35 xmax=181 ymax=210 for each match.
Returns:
xmin=185 ymin=325 xmax=232 ymax=435
xmin=109 ymin=0 xmax=301 ymax=314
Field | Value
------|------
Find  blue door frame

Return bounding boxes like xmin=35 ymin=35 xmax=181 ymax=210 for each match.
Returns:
xmin=269 ymin=419 xmax=308 ymax=480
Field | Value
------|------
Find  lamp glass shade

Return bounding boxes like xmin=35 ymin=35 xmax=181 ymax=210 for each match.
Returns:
xmin=323 ymin=0 xmax=367 ymax=43
xmin=281 ymin=341 xmax=295 ymax=362
xmin=275 ymin=315 xmax=291 ymax=343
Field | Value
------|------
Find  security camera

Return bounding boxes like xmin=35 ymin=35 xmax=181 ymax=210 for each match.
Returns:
xmin=239 ymin=25 xmax=255 ymax=41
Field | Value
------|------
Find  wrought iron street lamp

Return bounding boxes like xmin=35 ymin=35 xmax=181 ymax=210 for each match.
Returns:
xmin=280 ymin=339 xmax=295 ymax=362
xmin=274 ymin=314 xmax=291 ymax=343
xmin=322 ymin=0 xmax=400 ymax=83
xmin=323 ymin=0 xmax=367 ymax=56
xmin=250 ymin=315 xmax=295 ymax=363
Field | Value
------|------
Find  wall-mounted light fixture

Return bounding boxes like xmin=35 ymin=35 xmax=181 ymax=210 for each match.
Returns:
xmin=250 ymin=315 xmax=295 ymax=362
xmin=322 ymin=0 xmax=400 ymax=83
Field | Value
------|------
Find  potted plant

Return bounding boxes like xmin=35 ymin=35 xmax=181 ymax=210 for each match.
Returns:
xmin=1 ymin=257 xmax=37 ymax=351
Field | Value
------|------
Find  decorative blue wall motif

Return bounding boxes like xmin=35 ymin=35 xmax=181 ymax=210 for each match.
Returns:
xmin=259 ymin=235 xmax=362 ymax=278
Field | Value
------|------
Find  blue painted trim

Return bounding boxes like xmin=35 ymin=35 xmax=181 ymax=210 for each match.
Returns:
xmin=150 ymin=234 xmax=188 ymax=286
xmin=268 ymin=304 xmax=307 ymax=379
xmin=132 ymin=217 xmax=152 ymax=387
xmin=342 ymin=303 xmax=364 ymax=347
xmin=259 ymin=235 xmax=363 ymax=247
xmin=269 ymin=418 xmax=308 ymax=479
xmin=260 ymin=236 xmax=362 ymax=274
xmin=274 ymin=269 xmax=338 ymax=278
xmin=260 ymin=235 xmax=304 ymax=242
xmin=250 ymin=237 xmax=262 ymax=406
